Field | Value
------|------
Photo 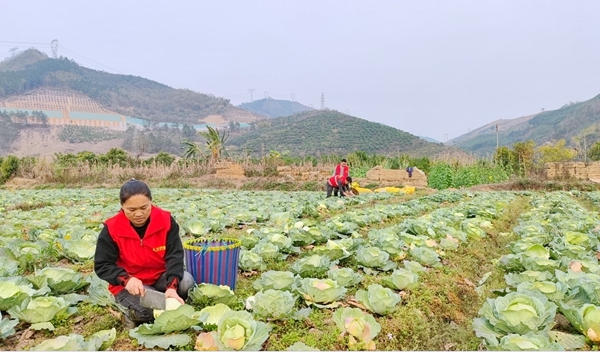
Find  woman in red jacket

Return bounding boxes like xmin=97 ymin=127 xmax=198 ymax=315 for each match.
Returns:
xmin=94 ymin=179 xmax=195 ymax=327
xmin=326 ymin=175 xmax=354 ymax=198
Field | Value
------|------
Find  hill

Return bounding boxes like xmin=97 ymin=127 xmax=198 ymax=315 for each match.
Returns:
xmin=0 ymin=49 xmax=258 ymax=125
xmin=0 ymin=49 xmax=48 ymax=72
xmin=450 ymin=94 xmax=600 ymax=156
xmin=228 ymin=110 xmax=461 ymax=157
xmin=237 ymin=98 xmax=314 ymax=118
xmin=419 ymin=136 xmax=442 ymax=143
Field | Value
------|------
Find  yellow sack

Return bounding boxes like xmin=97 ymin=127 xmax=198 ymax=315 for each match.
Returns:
xmin=374 ymin=186 xmax=416 ymax=194
xmin=354 ymin=187 xmax=373 ymax=193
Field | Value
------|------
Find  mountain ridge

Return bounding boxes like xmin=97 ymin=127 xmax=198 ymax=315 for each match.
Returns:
xmin=237 ymin=98 xmax=314 ymax=118
xmin=449 ymin=94 xmax=600 ymax=155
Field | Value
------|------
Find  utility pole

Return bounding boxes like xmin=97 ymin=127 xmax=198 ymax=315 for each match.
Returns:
xmin=248 ymin=89 xmax=255 ymax=102
xmin=496 ymin=124 xmax=499 ymax=149
xmin=584 ymin=134 xmax=587 ymax=162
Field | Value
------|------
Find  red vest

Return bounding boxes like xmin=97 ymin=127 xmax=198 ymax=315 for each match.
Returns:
xmin=334 ymin=164 xmax=349 ymax=178
xmin=328 ymin=175 xmax=345 ymax=187
xmin=104 ymin=206 xmax=171 ymax=295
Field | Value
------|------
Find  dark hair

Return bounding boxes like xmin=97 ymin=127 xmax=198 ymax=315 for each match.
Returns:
xmin=346 ymin=176 xmax=353 ymax=183
xmin=119 ymin=179 xmax=152 ymax=204
xmin=341 ymin=158 xmax=347 ymax=163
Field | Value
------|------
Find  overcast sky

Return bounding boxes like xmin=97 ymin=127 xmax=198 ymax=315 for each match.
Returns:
xmin=1 ymin=1 xmax=599 ymax=141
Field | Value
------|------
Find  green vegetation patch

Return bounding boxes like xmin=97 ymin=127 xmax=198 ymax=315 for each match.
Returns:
xmin=58 ymin=125 xmax=124 ymax=143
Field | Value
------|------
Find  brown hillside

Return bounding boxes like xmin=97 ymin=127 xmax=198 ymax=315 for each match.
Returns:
xmin=6 ymin=126 xmax=123 ymax=158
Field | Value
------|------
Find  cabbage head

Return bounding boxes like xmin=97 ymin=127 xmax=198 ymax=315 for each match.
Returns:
xmin=189 ymin=283 xmax=241 ymax=309
xmin=8 ymin=296 xmax=75 ymax=325
xmin=253 ymin=271 xmax=297 ymax=292
xmin=30 ymin=334 xmax=87 ymax=351
xmin=264 ymin=233 xmax=294 ymax=253
xmin=355 ymin=247 xmax=391 ymax=270
xmin=0 ymin=281 xmax=34 ymax=311
xmin=409 ymin=246 xmax=442 ymax=268
xmin=382 ymin=268 xmax=419 ymax=291
xmin=295 ymin=278 xmax=346 ymax=308
xmin=560 ymin=303 xmax=600 ymax=342
xmin=252 ymin=242 xmax=287 ymax=261
xmin=332 ymin=307 xmax=381 ymax=350
xmin=492 ymin=332 xmax=566 ymax=351
xmin=327 ymin=267 xmax=363 ymax=287
xmin=239 ymin=250 xmax=266 ymax=272
xmin=214 ymin=310 xmax=271 ymax=350
xmin=355 ymin=284 xmax=401 ymax=316
xmin=516 ymin=281 xmax=567 ymax=302
xmin=473 ymin=291 xmax=557 ymax=345
xmin=198 ymin=303 xmax=231 ymax=327
xmin=240 ymin=235 xmax=259 ymax=249
xmin=290 ymin=255 xmax=331 ymax=278
xmin=40 ymin=267 xmax=89 ymax=294
xmin=251 ymin=289 xmax=297 ymax=321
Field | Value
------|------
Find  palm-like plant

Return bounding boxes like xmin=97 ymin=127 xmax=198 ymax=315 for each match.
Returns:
xmin=181 ymin=140 xmax=203 ymax=159
xmin=199 ymin=126 xmax=229 ymax=162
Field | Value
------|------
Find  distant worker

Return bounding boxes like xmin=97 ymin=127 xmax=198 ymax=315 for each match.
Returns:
xmin=326 ymin=175 xmax=354 ymax=198
xmin=406 ymin=166 xmax=414 ymax=178
xmin=333 ymin=158 xmax=349 ymax=179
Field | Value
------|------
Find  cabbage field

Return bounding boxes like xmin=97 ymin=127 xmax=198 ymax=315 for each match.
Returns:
xmin=2 ymin=188 xmax=600 ymax=350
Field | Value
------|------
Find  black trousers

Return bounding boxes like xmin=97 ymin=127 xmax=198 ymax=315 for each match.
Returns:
xmin=115 ymin=271 xmax=195 ymax=323
xmin=326 ymin=182 xmax=348 ymax=197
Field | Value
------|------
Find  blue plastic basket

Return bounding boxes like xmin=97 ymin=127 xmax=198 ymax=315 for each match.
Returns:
xmin=183 ymin=238 xmax=241 ymax=290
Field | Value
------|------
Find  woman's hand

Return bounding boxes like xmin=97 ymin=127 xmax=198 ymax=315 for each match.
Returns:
xmin=165 ymin=288 xmax=185 ymax=305
xmin=125 ymin=277 xmax=145 ymax=296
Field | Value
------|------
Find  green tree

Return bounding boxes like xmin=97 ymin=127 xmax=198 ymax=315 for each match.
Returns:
xmin=182 ymin=124 xmax=196 ymax=139
xmin=199 ymin=126 xmax=229 ymax=162
xmin=77 ymin=151 xmax=98 ymax=164
xmin=1 ymin=155 xmax=19 ymax=183
xmin=588 ymin=142 xmax=600 ymax=161
xmin=101 ymin=148 xmax=130 ymax=167
xmin=535 ymin=139 xmax=577 ymax=167
xmin=513 ymin=140 xmax=536 ymax=176
xmin=153 ymin=151 xmax=175 ymax=166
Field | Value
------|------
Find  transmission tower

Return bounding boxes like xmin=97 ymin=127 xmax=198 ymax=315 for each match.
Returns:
xmin=264 ymin=91 xmax=269 ymax=99
xmin=8 ymin=47 xmax=18 ymax=57
xmin=290 ymin=93 xmax=295 ymax=101
xmin=51 ymin=39 xmax=58 ymax=58
xmin=248 ymin=88 xmax=255 ymax=102
xmin=320 ymin=93 xmax=325 ymax=110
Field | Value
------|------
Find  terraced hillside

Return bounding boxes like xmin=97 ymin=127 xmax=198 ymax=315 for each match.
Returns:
xmin=228 ymin=110 xmax=461 ymax=158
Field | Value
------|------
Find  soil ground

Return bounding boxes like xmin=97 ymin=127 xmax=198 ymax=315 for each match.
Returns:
xmin=6 ymin=126 xmax=123 ymax=159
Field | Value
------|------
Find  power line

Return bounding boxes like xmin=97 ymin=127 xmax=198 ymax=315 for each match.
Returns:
xmin=59 ymin=45 xmax=122 ymax=73
xmin=0 ymin=40 xmax=50 ymax=45
xmin=0 ymin=40 xmax=122 ymax=74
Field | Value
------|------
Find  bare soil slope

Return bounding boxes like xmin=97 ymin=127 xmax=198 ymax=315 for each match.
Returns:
xmin=6 ymin=126 xmax=123 ymax=158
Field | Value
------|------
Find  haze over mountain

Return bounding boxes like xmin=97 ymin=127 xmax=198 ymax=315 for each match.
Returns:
xmin=0 ymin=49 xmax=257 ymax=126
xmin=449 ymin=94 xmax=600 ymax=156
xmin=0 ymin=49 xmax=456 ymax=158
xmin=237 ymin=98 xmax=314 ymax=119
xmin=228 ymin=110 xmax=465 ymax=158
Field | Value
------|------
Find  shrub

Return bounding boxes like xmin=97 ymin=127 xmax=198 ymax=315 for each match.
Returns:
xmin=1 ymin=155 xmax=20 ymax=183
